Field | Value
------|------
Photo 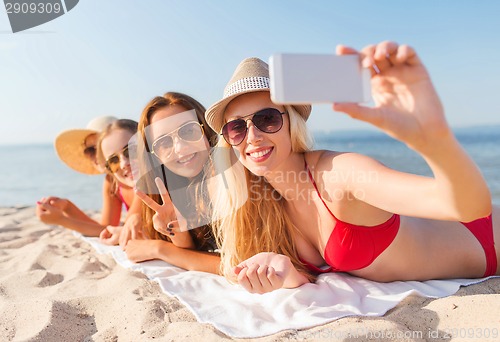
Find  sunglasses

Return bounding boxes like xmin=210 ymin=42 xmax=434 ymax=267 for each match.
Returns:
xmin=83 ymin=145 xmax=96 ymax=159
xmin=151 ymin=121 xmax=204 ymax=159
xmin=105 ymin=145 xmax=129 ymax=173
xmin=221 ymin=108 xmax=285 ymax=146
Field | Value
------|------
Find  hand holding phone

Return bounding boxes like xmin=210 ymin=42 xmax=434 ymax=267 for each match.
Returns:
xmin=269 ymin=53 xmax=371 ymax=104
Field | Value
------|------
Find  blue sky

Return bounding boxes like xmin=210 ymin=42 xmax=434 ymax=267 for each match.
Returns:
xmin=1 ymin=1 xmax=499 ymax=145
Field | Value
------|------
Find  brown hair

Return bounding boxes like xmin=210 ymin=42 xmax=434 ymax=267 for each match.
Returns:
xmin=138 ymin=92 xmax=217 ymax=251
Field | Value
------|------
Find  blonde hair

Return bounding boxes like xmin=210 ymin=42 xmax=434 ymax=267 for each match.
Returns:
xmin=210 ymin=105 xmax=316 ymax=281
xmin=96 ymin=119 xmax=138 ymax=196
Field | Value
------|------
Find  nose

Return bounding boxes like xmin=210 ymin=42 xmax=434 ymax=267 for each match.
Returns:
xmin=172 ymin=135 xmax=191 ymax=156
xmin=246 ymin=120 xmax=263 ymax=144
xmin=119 ymin=153 xmax=130 ymax=169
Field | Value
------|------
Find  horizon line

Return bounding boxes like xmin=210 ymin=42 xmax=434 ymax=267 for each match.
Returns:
xmin=1 ymin=122 xmax=499 ymax=147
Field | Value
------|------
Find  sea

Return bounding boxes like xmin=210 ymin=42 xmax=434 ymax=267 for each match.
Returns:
xmin=1 ymin=125 xmax=499 ymax=210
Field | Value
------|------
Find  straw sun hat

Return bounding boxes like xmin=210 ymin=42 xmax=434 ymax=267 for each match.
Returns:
xmin=205 ymin=57 xmax=312 ymax=133
xmin=54 ymin=116 xmax=117 ymax=175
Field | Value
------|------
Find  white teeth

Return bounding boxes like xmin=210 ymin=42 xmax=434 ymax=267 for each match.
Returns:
xmin=249 ymin=148 xmax=271 ymax=158
xmin=178 ymin=153 xmax=196 ymax=163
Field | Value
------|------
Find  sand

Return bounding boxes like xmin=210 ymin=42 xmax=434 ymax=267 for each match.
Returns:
xmin=1 ymin=206 xmax=499 ymax=342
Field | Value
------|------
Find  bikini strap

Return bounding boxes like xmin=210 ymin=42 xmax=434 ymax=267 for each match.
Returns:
xmin=304 ymin=159 xmax=338 ymax=220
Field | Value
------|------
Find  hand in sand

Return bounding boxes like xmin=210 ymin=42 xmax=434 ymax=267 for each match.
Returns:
xmin=40 ymin=196 xmax=69 ymax=211
xmin=36 ymin=199 xmax=66 ymax=225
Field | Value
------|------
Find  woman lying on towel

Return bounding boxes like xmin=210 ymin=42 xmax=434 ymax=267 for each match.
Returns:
xmin=96 ymin=119 xmax=144 ymax=243
xmin=37 ymin=116 xmax=142 ymax=237
xmin=123 ymin=92 xmax=220 ymax=274
xmin=204 ymin=41 xmax=499 ymax=293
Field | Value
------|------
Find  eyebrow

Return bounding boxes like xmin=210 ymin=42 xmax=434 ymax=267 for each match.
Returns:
xmin=106 ymin=144 xmax=128 ymax=160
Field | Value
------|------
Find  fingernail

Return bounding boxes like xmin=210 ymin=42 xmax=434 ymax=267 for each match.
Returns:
xmin=36 ymin=201 xmax=41 ymax=204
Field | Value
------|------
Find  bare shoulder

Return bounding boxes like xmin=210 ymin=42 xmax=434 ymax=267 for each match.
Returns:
xmin=306 ymin=150 xmax=384 ymax=173
xmin=102 ymin=174 xmax=114 ymax=191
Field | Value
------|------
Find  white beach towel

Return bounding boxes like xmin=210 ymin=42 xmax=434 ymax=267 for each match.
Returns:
xmin=80 ymin=236 xmax=496 ymax=338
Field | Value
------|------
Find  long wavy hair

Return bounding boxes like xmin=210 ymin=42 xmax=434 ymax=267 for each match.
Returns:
xmin=96 ymin=119 xmax=138 ymax=196
xmin=209 ymin=104 xmax=317 ymax=282
xmin=137 ymin=92 xmax=217 ymax=251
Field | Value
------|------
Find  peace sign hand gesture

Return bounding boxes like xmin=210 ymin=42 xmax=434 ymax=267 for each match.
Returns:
xmin=135 ymin=177 xmax=195 ymax=249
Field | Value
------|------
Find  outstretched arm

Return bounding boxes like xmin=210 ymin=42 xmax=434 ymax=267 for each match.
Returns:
xmin=36 ymin=200 xmax=105 ymax=236
xmin=331 ymin=41 xmax=491 ymax=221
xmin=99 ymin=175 xmax=123 ymax=227
xmin=43 ymin=197 xmax=100 ymax=224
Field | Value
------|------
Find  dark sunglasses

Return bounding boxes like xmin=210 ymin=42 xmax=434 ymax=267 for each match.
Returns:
xmin=151 ymin=121 xmax=204 ymax=159
xmin=221 ymin=108 xmax=285 ymax=146
xmin=105 ymin=145 xmax=129 ymax=173
xmin=83 ymin=145 xmax=96 ymax=159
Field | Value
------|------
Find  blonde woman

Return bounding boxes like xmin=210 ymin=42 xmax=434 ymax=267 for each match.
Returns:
xmin=95 ymin=119 xmax=146 ymax=244
xmin=36 ymin=116 xmax=122 ymax=236
xmin=205 ymin=41 xmax=499 ymax=294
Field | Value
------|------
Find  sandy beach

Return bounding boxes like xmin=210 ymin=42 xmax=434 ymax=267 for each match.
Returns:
xmin=1 ymin=206 xmax=499 ymax=342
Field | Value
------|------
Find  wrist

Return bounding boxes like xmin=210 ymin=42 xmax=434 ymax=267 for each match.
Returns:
xmin=64 ymin=200 xmax=82 ymax=217
xmin=283 ymin=259 xmax=310 ymax=288
xmin=57 ymin=215 xmax=73 ymax=227
xmin=170 ymin=231 xmax=195 ymax=249
xmin=155 ymin=240 xmax=171 ymax=259
xmin=408 ymin=128 xmax=455 ymax=155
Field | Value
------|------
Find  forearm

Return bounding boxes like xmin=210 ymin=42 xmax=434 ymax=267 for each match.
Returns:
xmin=58 ymin=216 xmax=105 ymax=237
xmin=418 ymin=132 xmax=491 ymax=221
xmin=64 ymin=201 xmax=100 ymax=224
xmin=169 ymin=231 xmax=196 ymax=249
xmin=155 ymin=241 xmax=220 ymax=274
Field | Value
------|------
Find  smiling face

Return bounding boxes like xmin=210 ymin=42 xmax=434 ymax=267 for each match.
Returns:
xmin=224 ymin=91 xmax=292 ymax=177
xmin=149 ymin=105 xmax=210 ymax=179
xmin=101 ymin=128 xmax=135 ymax=187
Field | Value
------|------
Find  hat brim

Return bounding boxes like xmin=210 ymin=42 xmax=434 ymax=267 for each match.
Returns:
xmin=54 ymin=129 xmax=103 ymax=175
xmin=206 ymin=89 xmax=268 ymax=133
xmin=206 ymin=89 xmax=312 ymax=134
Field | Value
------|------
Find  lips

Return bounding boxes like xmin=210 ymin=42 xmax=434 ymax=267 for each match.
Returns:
xmin=246 ymin=147 xmax=273 ymax=162
xmin=177 ymin=153 xmax=196 ymax=164
xmin=122 ymin=168 xmax=132 ymax=179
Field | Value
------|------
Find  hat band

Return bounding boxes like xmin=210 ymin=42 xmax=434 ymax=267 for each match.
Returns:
xmin=223 ymin=76 xmax=270 ymax=99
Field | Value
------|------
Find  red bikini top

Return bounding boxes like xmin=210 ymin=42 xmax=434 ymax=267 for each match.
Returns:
xmin=301 ymin=162 xmax=400 ymax=273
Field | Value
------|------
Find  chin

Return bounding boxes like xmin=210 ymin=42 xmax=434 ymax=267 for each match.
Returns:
xmin=124 ymin=180 xmax=135 ymax=188
xmin=172 ymin=165 xmax=203 ymax=179
xmin=248 ymin=166 xmax=272 ymax=177
xmin=241 ymin=158 xmax=276 ymax=177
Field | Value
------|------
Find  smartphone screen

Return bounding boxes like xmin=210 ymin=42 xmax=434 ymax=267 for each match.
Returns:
xmin=269 ymin=53 xmax=371 ymax=104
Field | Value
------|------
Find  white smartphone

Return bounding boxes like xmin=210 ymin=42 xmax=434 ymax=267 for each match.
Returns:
xmin=269 ymin=53 xmax=371 ymax=104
